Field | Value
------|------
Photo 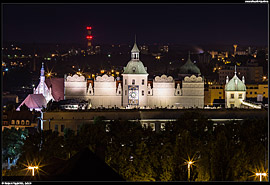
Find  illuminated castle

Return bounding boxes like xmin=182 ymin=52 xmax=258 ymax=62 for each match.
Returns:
xmin=64 ymin=40 xmax=205 ymax=109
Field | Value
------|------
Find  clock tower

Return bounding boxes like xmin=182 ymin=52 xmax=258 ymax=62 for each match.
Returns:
xmin=122 ymin=38 xmax=148 ymax=108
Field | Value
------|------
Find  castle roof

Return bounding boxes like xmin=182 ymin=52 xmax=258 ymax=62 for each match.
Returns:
xmin=16 ymin=94 xmax=47 ymax=111
xmin=123 ymin=40 xmax=148 ymax=75
xmin=179 ymin=53 xmax=201 ymax=75
xmin=225 ymin=74 xmax=246 ymax=91
xmin=123 ymin=60 xmax=148 ymax=74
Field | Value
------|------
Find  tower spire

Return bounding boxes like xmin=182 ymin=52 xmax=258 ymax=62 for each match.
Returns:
xmin=234 ymin=65 xmax=237 ymax=75
xmin=41 ymin=62 xmax=45 ymax=77
xmin=131 ymin=36 xmax=140 ymax=60
xmin=188 ymin=51 xmax=191 ymax=60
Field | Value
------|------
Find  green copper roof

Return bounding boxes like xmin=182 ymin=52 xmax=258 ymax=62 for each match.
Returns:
xmin=225 ymin=74 xmax=246 ymax=91
xmin=123 ymin=60 xmax=148 ymax=74
xmin=179 ymin=55 xmax=201 ymax=75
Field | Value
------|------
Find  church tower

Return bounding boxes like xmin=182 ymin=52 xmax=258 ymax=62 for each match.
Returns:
xmin=122 ymin=38 xmax=148 ymax=107
xmin=34 ymin=62 xmax=54 ymax=103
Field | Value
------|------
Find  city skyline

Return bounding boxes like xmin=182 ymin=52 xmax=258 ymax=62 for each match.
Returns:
xmin=2 ymin=3 xmax=269 ymax=46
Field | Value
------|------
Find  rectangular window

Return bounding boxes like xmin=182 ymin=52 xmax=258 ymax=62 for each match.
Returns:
xmin=125 ymin=90 xmax=127 ymax=96
xmin=142 ymin=79 xmax=145 ymax=85
xmin=61 ymin=125 xmax=65 ymax=132
xmin=239 ymin=94 xmax=242 ymax=99
xmin=55 ymin=124 xmax=58 ymax=132
xmin=125 ymin=79 xmax=127 ymax=85
xmin=231 ymin=94 xmax=234 ymax=99
xmin=132 ymin=79 xmax=135 ymax=85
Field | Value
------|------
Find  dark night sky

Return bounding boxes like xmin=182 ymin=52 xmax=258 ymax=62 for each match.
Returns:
xmin=2 ymin=3 xmax=269 ymax=46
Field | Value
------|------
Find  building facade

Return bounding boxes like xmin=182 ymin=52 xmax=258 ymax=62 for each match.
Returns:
xmin=224 ymin=67 xmax=261 ymax=109
xmin=64 ymin=41 xmax=205 ymax=109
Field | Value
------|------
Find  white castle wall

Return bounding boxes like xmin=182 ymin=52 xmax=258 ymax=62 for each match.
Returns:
xmin=65 ymin=74 xmax=87 ymax=100
xmin=64 ymin=74 xmax=204 ymax=109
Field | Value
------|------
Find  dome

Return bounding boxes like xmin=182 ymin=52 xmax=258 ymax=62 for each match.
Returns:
xmin=123 ymin=60 xmax=148 ymax=74
xmin=225 ymin=74 xmax=246 ymax=91
xmin=179 ymin=55 xmax=201 ymax=75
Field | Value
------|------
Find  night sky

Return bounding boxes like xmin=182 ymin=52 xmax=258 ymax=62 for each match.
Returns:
xmin=2 ymin=3 xmax=269 ymax=46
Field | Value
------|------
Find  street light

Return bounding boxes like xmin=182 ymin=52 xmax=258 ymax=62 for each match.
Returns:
xmin=28 ymin=166 xmax=38 ymax=176
xmin=256 ymin=172 xmax=267 ymax=182
xmin=186 ymin=160 xmax=194 ymax=181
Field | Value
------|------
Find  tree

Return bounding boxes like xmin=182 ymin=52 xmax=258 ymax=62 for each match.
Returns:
xmin=2 ymin=127 xmax=28 ymax=169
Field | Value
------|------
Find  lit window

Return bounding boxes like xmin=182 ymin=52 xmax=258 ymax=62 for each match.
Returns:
xmin=21 ymin=120 xmax=25 ymax=125
xmin=16 ymin=120 xmax=20 ymax=125
xmin=26 ymin=120 xmax=30 ymax=125
xmin=160 ymin=123 xmax=166 ymax=131
xmin=11 ymin=120 xmax=15 ymax=125
xmin=142 ymin=123 xmax=148 ymax=129
xmin=150 ymin=123 xmax=155 ymax=131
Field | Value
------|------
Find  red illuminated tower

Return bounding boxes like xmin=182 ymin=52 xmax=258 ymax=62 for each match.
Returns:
xmin=86 ymin=26 xmax=94 ymax=55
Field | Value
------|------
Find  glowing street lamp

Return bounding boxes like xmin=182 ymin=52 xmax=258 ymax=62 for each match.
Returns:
xmin=28 ymin=166 xmax=38 ymax=176
xmin=256 ymin=172 xmax=267 ymax=182
xmin=186 ymin=161 xmax=194 ymax=181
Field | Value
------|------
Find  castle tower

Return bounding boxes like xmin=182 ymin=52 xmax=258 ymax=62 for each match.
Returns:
xmin=225 ymin=65 xmax=246 ymax=108
xmin=122 ymin=37 xmax=148 ymax=108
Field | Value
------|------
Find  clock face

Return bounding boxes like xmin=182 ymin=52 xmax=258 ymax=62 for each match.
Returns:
xmin=129 ymin=91 xmax=137 ymax=99
xmin=128 ymin=85 xmax=139 ymax=105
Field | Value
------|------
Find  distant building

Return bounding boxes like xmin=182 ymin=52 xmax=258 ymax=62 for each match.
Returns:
xmin=2 ymin=110 xmax=38 ymax=131
xmin=219 ymin=65 xmax=263 ymax=84
xmin=198 ymin=52 xmax=211 ymax=64
xmin=17 ymin=63 xmax=64 ymax=111
xmin=224 ymin=66 xmax=261 ymax=109
xmin=204 ymin=84 xmax=225 ymax=106
xmin=2 ymin=92 xmax=19 ymax=106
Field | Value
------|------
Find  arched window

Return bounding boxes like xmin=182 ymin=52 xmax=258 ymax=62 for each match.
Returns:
xmin=21 ymin=120 xmax=25 ymax=125
xmin=26 ymin=120 xmax=30 ymax=125
xmin=16 ymin=120 xmax=20 ymax=125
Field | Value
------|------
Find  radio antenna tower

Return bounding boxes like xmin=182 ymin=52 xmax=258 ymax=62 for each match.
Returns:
xmin=86 ymin=26 xmax=94 ymax=55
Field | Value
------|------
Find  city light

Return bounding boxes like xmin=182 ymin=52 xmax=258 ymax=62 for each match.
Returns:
xmin=28 ymin=166 xmax=38 ymax=176
xmin=86 ymin=26 xmax=92 ymax=30
xmin=256 ymin=172 xmax=267 ymax=182
xmin=86 ymin=35 xmax=93 ymax=39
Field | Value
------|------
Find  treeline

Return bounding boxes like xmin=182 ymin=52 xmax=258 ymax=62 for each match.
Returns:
xmin=4 ymin=111 xmax=268 ymax=181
